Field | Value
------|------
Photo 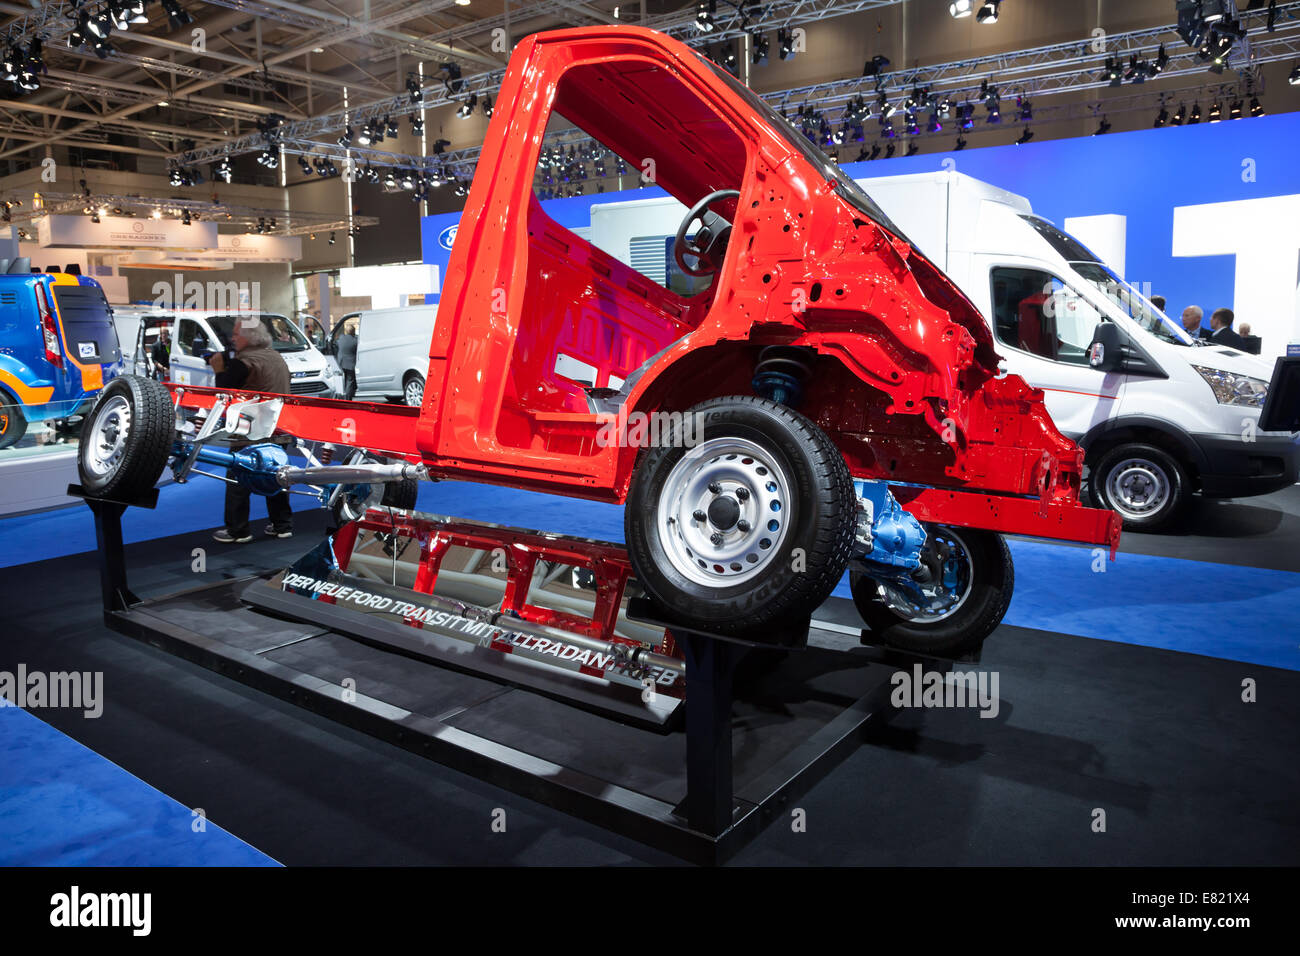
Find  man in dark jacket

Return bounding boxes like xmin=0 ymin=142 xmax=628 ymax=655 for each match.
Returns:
xmin=209 ymin=317 xmax=294 ymax=543
xmin=335 ymin=318 xmax=358 ymax=400
xmin=1205 ymin=308 xmax=1248 ymax=351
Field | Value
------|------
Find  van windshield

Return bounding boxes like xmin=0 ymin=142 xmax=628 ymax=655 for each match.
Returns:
xmin=1020 ymin=215 xmax=1194 ymax=347
xmin=1070 ymin=262 xmax=1194 ymax=347
xmin=209 ymin=313 xmax=311 ymax=352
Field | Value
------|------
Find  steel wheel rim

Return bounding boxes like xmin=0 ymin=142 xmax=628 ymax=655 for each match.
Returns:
xmin=405 ymin=378 xmax=424 ymax=406
xmin=657 ymin=436 xmax=792 ymax=587
xmin=85 ymin=395 xmax=132 ymax=479
xmin=1106 ymin=457 xmax=1170 ymax=520
xmin=877 ymin=525 xmax=975 ymax=623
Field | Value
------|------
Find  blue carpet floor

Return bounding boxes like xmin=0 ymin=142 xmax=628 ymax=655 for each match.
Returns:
xmin=0 ymin=705 xmax=277 ymax=866
xmin=2 ymin=476 xmax=1296 ymax=866
xmin=2 ymin=477 xmax=1296 ymax=671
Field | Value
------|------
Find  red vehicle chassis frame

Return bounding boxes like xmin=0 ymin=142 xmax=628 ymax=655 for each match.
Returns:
xmin=168 ymin=25 xmax=1119 ymax=554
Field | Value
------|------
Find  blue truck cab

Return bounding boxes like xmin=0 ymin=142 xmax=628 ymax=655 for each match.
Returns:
xmin=0 ymin=257 xmax=123 ymax=448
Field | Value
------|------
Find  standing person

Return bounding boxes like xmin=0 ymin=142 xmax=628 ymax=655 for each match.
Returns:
xmin=1206 ymin=308 xmax=1248 ymax=351
xmin=335 ymin=318 xmax=358 ymax=401
xmin=1238 ymin=322 xmax=1262 ymax=355
xmin=1180 ymin=305 xmax=1204 ymax=339
xmin=150 ymin=327 xmax=171 ymax=380
xmin=208 ymin=317 xmax=294 ymax=543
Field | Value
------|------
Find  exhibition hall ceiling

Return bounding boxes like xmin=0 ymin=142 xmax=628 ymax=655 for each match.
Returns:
xmin=1 ymin=1 xmax=1298 ymax=182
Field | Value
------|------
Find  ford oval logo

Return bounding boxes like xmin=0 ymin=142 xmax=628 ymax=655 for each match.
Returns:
xmin=438 ymin=224 xmax=458 ymax=252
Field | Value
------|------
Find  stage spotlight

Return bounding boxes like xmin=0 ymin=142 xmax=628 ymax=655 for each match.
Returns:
xmin=1189 ymin=101 xmax=1202 ymax=123
xmin=976 ymin=1 xmax=1000 ymax=24
xmin=1208 ymin=100 xmax=1221 ymax=122
xmin=1154 ymin=106 xmax=1169 ymax=127
xmin=1172 ymin=103 xmax=1186 ymax=125
xmin=328 ymin=232 xmax=336 ymax=245
xmin=862 ymin=55 xmax=890 ymax=77
xmin=927 ymin=113 xmax=943 ymax=133
xmin=751 ymin=32 xmax=769 ymax=65
xmin=885 ymin=143 xmax=896 ymax=158
xmin=161 ymin=0 xmax=192 ymax=29
xmin=1229 ymin=100 xmax=1242 ymax=120
xmin=1250 ymin=96 xmax=1264 ymax=117
xmin=695 ymin=0 xmax=716 ymax=33
xmin=1015 ymin=128 xmax=1034 ymax=144
xmin=337 ymin=126 xmax=354 ymax=148
xmin=298 ymin=155 xmax=312 ymax=175
xmin=949 ymin=0 xmax=973 ymax=17
xmin=1290 ymin=62 xmax=1300 ymax=85
xmin=1151 ymin=44 xmax=1169 ymax=75
xmin=1094 ymin=116 xmax=1111 ymax=135
xmin=386 ymin=116 xmax=398 ymax=138
xmin=457 ymin=93 xmax=477 ymax=118
xmin=778 ymin=27 xmax=796 ymax=60
xmin=411 ymin=116 xmax=424 ymax=136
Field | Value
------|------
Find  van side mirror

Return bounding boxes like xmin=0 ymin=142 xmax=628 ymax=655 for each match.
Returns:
xmin=1088 ymin=323 xmax=1124 ymax=372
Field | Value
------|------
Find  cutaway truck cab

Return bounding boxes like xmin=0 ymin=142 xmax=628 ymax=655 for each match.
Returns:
xmin=78 ymin=26 xmax=1122 ymax=655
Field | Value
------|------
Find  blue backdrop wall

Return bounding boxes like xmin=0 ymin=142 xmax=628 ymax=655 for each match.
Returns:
xmin=423 ymin=111 xmax=1300 ymax=350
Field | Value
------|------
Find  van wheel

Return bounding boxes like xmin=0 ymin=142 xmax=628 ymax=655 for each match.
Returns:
xmin=77 ymin=375 xmax=174 ymax=500
xmin=1090 ymin=442 xmax=1190 ymax=532
xmin=403 ymin=373 xmax=425 ymax=407
xmin=0 ymin=397 xmax=27 ymax=449
xmin=851 ymin=526 xmax=1013 ymax=657
xmin=625 ymin=396 xmax=856 ymax=640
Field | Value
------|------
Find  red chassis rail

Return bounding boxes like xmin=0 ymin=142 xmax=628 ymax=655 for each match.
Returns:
xmin=333 ymin=509 xmax=680 ymax=663
xmin=169 ymin=383 xmax=1120 ymax=555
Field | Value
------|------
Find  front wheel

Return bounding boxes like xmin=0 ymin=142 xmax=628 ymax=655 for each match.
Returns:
xmin=403 ymin=373 xmax=425 ymax=407
xmin=625 ymin=396 xmax=856 ymax=639
xmin=1089 ymin=442 xmax=1190 ymax=532
xmin=851 ymin=526 xmax=1013 ymax=657
xmin=77 ymin=376 xmax=174 ymax=500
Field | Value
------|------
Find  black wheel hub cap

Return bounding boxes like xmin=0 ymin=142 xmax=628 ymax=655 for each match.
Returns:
xmin=707 ymin=495 xmax=741 ymax=531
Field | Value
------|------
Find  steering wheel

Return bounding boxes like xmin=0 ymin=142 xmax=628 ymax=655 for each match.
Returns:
xmin=674 ymin=189 xmax=740 ymax=278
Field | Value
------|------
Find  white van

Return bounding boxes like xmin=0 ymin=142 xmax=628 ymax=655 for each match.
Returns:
xmin=575 ymin=181 xmax=1297 ymax=531
xmin=855 ymin=170 xmax=1299 ymax=530
xmin=322 ymin=305 xmax=438 ymax=405
xmin=128 ymin=310 xmax=332 ymax=395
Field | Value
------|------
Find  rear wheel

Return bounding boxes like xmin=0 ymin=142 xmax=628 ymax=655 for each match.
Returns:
xmin=77 ymin=375 xmax=174 ymax=500
xmin=0 ymin=397 xmax=27 ymax=449
xmin=403 ymin=373 xmax=425 ymax=407
xmin=1089 ymin=442 xmax=1190 ymax=532
xmin=625 ymin=396 xmax=855 ymax=639
xmin=851 ymin=525 xmax=1013 ymax=657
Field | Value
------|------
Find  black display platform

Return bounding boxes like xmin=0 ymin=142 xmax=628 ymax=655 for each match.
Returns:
xmin=107 ymin=574 xmax=915 ymax=863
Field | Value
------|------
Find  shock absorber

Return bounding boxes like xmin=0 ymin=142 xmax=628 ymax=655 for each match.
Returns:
xmin=752 ymin=345 xmax=814 ymax=406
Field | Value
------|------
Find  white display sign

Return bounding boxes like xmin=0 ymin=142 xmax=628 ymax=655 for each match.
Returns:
xmin=339 ymin=263 xmax=440 ymax=309
xmin=216 ymin=233 xmax=302 ymax=262
xmin=37 ymin=214 xmax=217 ymax=250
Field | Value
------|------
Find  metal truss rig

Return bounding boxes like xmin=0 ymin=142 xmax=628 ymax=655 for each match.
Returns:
xmin=170 ymin=0 xmax=1300 ymax=171
xmin=169 ymin=0 xmax=908 ymax=166
xmin=9 ymin=191 xmax=380 ymax=237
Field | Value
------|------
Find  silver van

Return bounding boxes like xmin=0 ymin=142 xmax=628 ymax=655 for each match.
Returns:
xmin=322 ymin=305 xmax=438 ymax=405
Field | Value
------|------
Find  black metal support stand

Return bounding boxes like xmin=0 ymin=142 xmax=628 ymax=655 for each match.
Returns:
xmin=67 ymin=483 xmax=158 ymax=614
xmin=680 ymin=633 xmax=744 ymax=836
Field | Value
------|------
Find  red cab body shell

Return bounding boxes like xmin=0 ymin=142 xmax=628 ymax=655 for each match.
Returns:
xmin=171 ymin=26 xmax=1119 ymax=549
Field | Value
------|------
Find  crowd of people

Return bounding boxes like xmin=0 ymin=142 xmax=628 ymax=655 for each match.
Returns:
xmin=1176 ymin=303 xmax=1261 ymax=354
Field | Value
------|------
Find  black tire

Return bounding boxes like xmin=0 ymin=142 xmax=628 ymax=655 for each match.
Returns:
xmin=625 ymin=395 xmax=855 ymax=639
xmin=77 ymin=375 xmax=174 ymax=500
xmin=1089 ymin=442 xmax=1190 ymax=532
xmin=381 ymin=476 xmax=419 ymax=511
xmin=851 ymin=526 xmax=1013 ymax=657
xmin=0 ymin=396 xmax=27 ymax=449
xmin=403 ymin=373 xmax=425 ymax=407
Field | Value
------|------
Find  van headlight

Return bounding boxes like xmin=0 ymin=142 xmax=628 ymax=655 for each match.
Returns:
xmin=1191 ymin=365 xmax=1268 ymax=408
